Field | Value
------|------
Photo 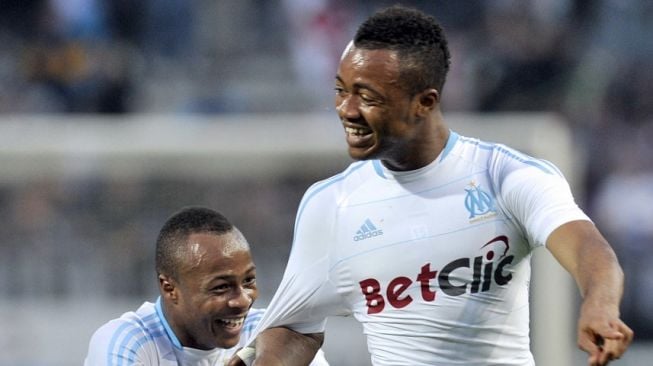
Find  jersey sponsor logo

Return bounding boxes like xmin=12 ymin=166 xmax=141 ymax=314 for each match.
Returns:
xmin=353 ymin=218 xmax=384 ymax=241
xmin=464 ymin=181 xmax=497 ymax=222
xmin=358 ymin=235 xmax=513 ymax=314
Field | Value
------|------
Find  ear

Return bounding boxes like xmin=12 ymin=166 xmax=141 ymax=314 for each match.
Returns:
xmin=414 ymin=88 xmax=439 ymax=118
xmin=159 ymin=274 xmax=179 ymax=303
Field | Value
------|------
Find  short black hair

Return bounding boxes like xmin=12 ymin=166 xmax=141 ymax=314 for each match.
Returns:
xmin=155 ymin=206 xmax=234 ymax=278
xmin=354 ymin=5 xmax=451 ymax=96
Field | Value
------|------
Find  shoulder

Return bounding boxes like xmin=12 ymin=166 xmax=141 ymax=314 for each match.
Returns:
xmin=244 ymin=308 xmax=265 ymax=329
xmin=85 ymin=303 xmax=163 ymax=364
xmin=300 ymin=161 xmax=372 ymax=208
xmin=455 ymin=134 xmax=564 ymax=180
xmin=293 ymin=161 xmax=372 ymax=233
xmin=238 ymin=307 xmax=266 ymax=340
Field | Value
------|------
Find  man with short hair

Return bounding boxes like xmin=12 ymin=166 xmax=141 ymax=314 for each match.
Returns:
xmin=231 ymin=5 xmax=633 ymax=366
xmin=84 ymin=206 xmax=328 ymax=365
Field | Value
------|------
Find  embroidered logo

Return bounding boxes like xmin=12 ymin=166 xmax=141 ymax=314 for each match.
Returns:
xmin=464 ymin=181 xmax=496 ymax=222
xmin=353 ymin=218 xmax=384 ymax=241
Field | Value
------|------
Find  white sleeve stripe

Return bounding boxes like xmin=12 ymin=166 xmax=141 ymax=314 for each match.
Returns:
xmin=107 ymin=318 xmax=163 ymax=366
xmin=107 ymin=322 xmax=132 ymax=365
xmin=115 ymin=327 xmax=151 ymax=366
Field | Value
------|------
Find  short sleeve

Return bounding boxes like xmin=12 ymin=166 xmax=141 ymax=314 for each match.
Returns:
xmin=500 ymin=166 xmax=591 ymax=248
xmin=84 ymin=319 xmax=153 ymax=366
xmin=245 ymin=182 xmax=349 ymax=340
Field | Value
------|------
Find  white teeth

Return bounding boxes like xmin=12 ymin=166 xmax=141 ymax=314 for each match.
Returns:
xmin=218 ymin=317 xmax=245 ymax=327
xmin=345 ymin=127 xmax=368 ymax=136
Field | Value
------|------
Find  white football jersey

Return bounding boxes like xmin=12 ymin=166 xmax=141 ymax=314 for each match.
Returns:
xmin=84 ymin=297 xmax=328 ymax=365
xmin=248 ymin=131 xmax=590 ymax=365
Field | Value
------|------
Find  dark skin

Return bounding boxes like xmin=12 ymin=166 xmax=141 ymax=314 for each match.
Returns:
xmin=228 ymin=44 xmax=445 ymax=366
xmin=226 ymin=329 xmax=324 ymax=366
xmin=160 ymin=230 xmax=258 ymax=350
xmin=547 ymin=221 xmax=633 ymax=365
xmin=335 ymin=42 xmax=449 ymax=172
xmin=230 ymin=43 xmax=633 ymax=366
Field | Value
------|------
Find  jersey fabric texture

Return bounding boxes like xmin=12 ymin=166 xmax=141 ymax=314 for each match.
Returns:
xmin=84 ymin=297 xmax=328 ymax=365
xmin=246 ymin=131 xmax=590 ymax=366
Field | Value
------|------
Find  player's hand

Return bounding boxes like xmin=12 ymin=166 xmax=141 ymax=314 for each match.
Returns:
xmin=225 ymin=355 xmax=246 ymax=366
xmin=577 ymin=301 xmax=633 ymax=365
xmin=225 ymin=347 xmax=255 ymax=366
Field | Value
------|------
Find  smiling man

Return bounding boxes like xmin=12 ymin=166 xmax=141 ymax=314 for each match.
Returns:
xmin=231 ymin=5 xmax=632 ymax=366
xmin=84 ymin=207 xmax=327 ymax=366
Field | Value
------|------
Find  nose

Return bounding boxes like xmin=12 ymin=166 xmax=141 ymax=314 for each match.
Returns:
xmin=336 ymin=94 xmax=361 ymax=121
xmin=228 ymin=287 xmax=255 ymax=309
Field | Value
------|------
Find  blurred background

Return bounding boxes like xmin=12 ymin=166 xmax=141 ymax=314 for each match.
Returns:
xmin=0 ymin=0 xmax=651 ymax=365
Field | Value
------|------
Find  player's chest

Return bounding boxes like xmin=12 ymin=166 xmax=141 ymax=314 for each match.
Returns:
xmin=328 ymin=178 xmax=527 ymax=309
xmin=332 ymin=175 xmax=507 ymax=258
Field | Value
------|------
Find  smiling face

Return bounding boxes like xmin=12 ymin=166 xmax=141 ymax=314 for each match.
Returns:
xmin=160 ymin=229 xmax=258 ymax=350
xmin=335 ymin=43 xmax=443 ymax=171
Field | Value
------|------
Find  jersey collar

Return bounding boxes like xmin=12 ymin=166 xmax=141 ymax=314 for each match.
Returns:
xmin=373 ymin=130 xmax=459 ymax=180
xmin=156 ymin=296 xmax=184 ymax=350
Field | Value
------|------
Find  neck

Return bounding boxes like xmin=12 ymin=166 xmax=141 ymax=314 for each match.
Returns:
xmin=382 ymin=114 xmax=449 ymax=171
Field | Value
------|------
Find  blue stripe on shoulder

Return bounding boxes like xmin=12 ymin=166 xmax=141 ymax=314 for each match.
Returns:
xmin=459 ymin=136 xmax=557 ymax=175
xmin=124 ymin=311 xmax=158 ymax=335
xmin=116 ymin=328 xmax=145 ymax=366
xmin=108 ymin=323 xmax=132 ymax=366
xmin=114 ymin=324 xmax=167 ymax=365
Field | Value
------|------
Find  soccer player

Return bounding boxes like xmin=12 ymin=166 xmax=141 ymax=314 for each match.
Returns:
xmin=84 ymin=206 xmax=328 ymax=365
xmin=230 ymin=5 xmax=633 ymax=366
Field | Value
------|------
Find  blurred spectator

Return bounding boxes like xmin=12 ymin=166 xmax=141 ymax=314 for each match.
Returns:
xmin=474 ymin=0 xmax=576 ymax=111
xmin=281 ymin=0 xmax=357 ymax=111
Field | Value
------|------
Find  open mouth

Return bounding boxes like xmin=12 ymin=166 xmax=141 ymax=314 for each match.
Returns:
xmin=345 ymin=126 xmax=370 ymax=136
xmin=216 ymin=316 xmax=245 ymax=329
xmin=345 ymin=125 xmax=373 ymax=147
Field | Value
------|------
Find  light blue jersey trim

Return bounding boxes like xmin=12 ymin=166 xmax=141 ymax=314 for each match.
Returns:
xmin=371 ymin=130 xmax=459 ymax=179
xmin=116 ymin=328 xmax=147 ymax=366
xmin=243 ymin=309 xmax=265 ymax=333
xmin=372 ymin=160 xmax=385 ymax=178
xmin=440 ymin=130 xmax=459 ymax=162
xmin=107 ymin=323 xmax=132 ymax=365
xmin=107 ymin=313 xmax=159 ymax=366
xmin=459 ymin=136 xmax=557 ymax=175
xmin=156 ymin=296 xmax=183 ymax=349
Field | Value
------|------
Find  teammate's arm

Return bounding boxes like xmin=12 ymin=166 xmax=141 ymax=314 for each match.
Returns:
xmin=547 ymin=220 xmax=634 ymax=366
xmin=227 ymin=328 xmax=324 ymax=366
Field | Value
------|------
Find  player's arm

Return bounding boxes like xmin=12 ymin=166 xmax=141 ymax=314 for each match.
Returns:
xmin=228 ymin=327 xmax=324 ymax=366
xmin=253 ymin=328 xmax=324 ymax=365
xmin=547 ymin=220 xmax=634 ymax=366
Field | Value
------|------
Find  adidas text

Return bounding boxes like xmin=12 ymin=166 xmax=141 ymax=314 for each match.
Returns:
xmin=354 ymin=230 xmax=384 ymax=241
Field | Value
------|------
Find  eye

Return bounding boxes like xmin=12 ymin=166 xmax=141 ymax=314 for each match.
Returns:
xmin=334 ymin=86 xmax=346 ymax=96
xmin=244 ymin=276 xmax=257 ymax=287
xmin=210 ymin=283 xmax=231 ymax=293
xmin=359 ymin=93 xmax=376 ymax=105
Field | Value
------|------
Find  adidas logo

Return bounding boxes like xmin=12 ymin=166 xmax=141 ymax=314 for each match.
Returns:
xmin=353 ymin=218 xmax=384 ymax=241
